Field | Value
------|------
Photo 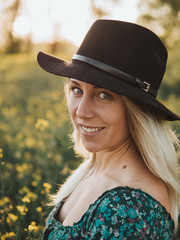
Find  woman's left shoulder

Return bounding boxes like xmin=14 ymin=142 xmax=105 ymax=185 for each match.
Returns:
xmin=96 ymin=183 xmax=173 ymax=226
xmin=95 ymin=185 xmax=169 ymax=217
xmin=139 ymin=176 xmax=171 ymax=216
xmin=100 ymin=184 xmax=168 ymax=210
xmin=87 ymin=186 xmax=174 ymax=239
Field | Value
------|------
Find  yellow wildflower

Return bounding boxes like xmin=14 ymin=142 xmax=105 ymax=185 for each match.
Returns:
xmin=33 ymin=172 xmax=42 ymax=181
xmin=5 ymin=197 xmax=11 ymax=203
xmin=25 ymin=137 xmax=36 ymax=148
xmin=22 ymin=196 xmax=31 ymax=203
xmin=27 ymin=191 xmax=38 ymax=201
xmin=35 ymin=118 xmax=49 ymax=131
xmin=28 ymin=221 xmax=39 ymax=232
xmin=62 ymin=165 xmax=70 ymax=175
xmin=6 ymin=217 xmax=11 ymax=224
xmin=41 ymin=189 xmax=45 ymax=194
xmin=17 ymin=205 xmax=28 ymax=215
xmin=1 ymin=232 xmax=16 ymax=240
xmin=0 ymin=148 xmax=3 ymax=158
xmin=9 ymin=204 xmax=13 ymax=210
xmin=0 ymin=209 xmax=4 ymax=214
xmin=43 ymin=182 xmax=52 ymax=193
xmin=36 ymin=206 xmax=42 ymax=212
xmin=16 ymin=163 xmax=29 ymax=173
xmin=7 ymin=213 xmax=18 ymax=222
xmin=19 ymin=186 xmax=30 ymax=194
xmin=43 ymin=182 xmax=51 ymax=189
xmin=0 ymin=199 xmax=4 ymax=206
xmin=31 ymin=181 xmax=38 ymax=187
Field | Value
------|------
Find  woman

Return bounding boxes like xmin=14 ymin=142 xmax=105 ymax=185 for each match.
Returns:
xmin=37 ymin=20 xmax=180 ymax=239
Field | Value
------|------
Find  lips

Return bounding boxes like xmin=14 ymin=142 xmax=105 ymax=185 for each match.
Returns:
xmin=80 ymin=125 xmax=105 ymax=133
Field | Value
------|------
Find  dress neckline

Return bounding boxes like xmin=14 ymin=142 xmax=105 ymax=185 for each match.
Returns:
xmin=52 ymin=185 xmax=174 ymax=228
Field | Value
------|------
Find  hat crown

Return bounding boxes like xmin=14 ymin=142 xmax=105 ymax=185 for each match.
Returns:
xmin=77 ymin=20 xmax=167 ymax=91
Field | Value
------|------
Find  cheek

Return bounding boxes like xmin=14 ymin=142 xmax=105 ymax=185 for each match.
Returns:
xmin=108 ymin=105 xmax=129 ymax=133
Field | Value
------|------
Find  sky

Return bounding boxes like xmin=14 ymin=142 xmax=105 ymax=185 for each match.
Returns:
xmin=12 ymin=0 xmax=139 ymax=46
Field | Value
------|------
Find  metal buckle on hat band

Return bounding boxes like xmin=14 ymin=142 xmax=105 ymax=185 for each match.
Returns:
xmin=141 ymin=81 xmax=150 ymax=92
xmin=134 ymin=78 xmax=151 ymax=93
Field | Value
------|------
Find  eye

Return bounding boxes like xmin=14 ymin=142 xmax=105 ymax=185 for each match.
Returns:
xmin=70 ymin=86 xmax=83 ymax=95
xmin=99 ymin=91 xmax=113 ymax=100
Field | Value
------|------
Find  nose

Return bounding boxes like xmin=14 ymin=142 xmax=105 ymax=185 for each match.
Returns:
xmin=76 ymin=95 xmax=95 ymax=119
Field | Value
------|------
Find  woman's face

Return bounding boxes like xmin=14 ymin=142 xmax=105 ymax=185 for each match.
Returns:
xmin=68 ymin=79 xmax=130 ymax=153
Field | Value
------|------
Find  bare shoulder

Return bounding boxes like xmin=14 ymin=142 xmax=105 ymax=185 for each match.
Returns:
xmin=126 ymin=157 xmax=172 ymax=215
xmin=140 ymin=174 xmax=171 ymax=215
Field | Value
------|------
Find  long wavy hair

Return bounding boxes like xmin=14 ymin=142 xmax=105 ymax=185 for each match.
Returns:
xmin=51 ymin=83 xmax=180 ymax=229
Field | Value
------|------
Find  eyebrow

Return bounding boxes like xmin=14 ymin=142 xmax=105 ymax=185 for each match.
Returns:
xmin=70 ymin=79 xmax=81 ymax=86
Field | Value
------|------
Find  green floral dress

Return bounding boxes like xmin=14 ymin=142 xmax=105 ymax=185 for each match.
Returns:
xmin=43 ymin=186 xmax=174 ymax=239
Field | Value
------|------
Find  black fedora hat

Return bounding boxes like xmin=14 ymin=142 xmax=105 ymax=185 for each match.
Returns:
xmin=37 ymin=19 xmax=180 ymax=121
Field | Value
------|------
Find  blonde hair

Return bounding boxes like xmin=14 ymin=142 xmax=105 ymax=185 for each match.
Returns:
xmin=122 ymin=97 xmax=180 ymax=229
xmin=51 ymin=86 xmax=180 ymax=229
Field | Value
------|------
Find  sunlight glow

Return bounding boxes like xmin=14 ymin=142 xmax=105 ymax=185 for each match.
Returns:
xmin=13 ymin=16 xmax=31 ymax=37
xmin=12 ymin=0 xmax=139 ymax=46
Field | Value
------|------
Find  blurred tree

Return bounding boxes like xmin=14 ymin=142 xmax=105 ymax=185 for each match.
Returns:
xmin=137 ymin=0 xmax=180 ymax=47
xmin=90 ymin=0 xmax=108 ymax=18
xmin=160 ymin=40 xmax=180 ymax=100
xmin=90 ymin=0 xmax=122 ymax=18
xmin=137 ymin=0 xmax=180 ymax=131
xmin=2 ymin=0 xmax=22 ymax=53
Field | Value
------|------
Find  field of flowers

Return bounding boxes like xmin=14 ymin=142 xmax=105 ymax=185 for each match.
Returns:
xmin=0 ymin=51 xmax=82 ymax=239
xmin=0 ymin=46 xmax=180 ymax=239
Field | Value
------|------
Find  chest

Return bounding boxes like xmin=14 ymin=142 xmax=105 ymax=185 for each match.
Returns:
xmin=58 ymin=185 xmax=105 ymax=226
xmin=57 ymin=177 xmax=118 ymax=226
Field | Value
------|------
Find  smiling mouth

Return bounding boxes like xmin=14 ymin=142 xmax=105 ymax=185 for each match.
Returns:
xmin=81 ymin=125 xmax=104 ymax=133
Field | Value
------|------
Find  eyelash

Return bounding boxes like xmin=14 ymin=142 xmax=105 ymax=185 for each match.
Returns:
xmin=98 ymin=91 xmax=113 ymax=100
xmin=69 ymin=86 xmax=83 ymax=95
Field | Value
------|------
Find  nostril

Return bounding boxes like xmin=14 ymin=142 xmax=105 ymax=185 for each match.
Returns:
xmin=76 ymin=107 xmax=94 ymax=119
xmin=76 ymin=99 xmax=95 ymax=119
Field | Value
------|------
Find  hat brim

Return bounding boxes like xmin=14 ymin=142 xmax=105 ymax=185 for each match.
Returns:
xmin=37 ymin=51 xmax=180 ymax=121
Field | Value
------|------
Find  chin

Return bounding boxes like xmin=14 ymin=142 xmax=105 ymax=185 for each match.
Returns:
xmin=83 ymin=143 xmax=101 ymax=153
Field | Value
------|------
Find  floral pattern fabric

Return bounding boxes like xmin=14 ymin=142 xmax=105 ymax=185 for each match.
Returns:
xmin=43 ymin=186 xmax=174 ymax=239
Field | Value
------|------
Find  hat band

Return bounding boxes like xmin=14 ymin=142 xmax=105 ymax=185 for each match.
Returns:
xmin=72 ymin=54 xmax=157 ymax=97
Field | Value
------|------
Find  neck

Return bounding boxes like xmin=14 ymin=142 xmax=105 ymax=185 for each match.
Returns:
xmin=94 ymin=136 xmax=139 ymax=175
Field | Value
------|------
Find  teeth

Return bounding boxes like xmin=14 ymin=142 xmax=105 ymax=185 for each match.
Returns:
xmin=81 ymin=125 xmax=103 ymax=133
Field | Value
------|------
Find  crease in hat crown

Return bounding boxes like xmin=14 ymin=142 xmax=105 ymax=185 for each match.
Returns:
xmin=37 ymin=19 xmax=180 ymax=121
